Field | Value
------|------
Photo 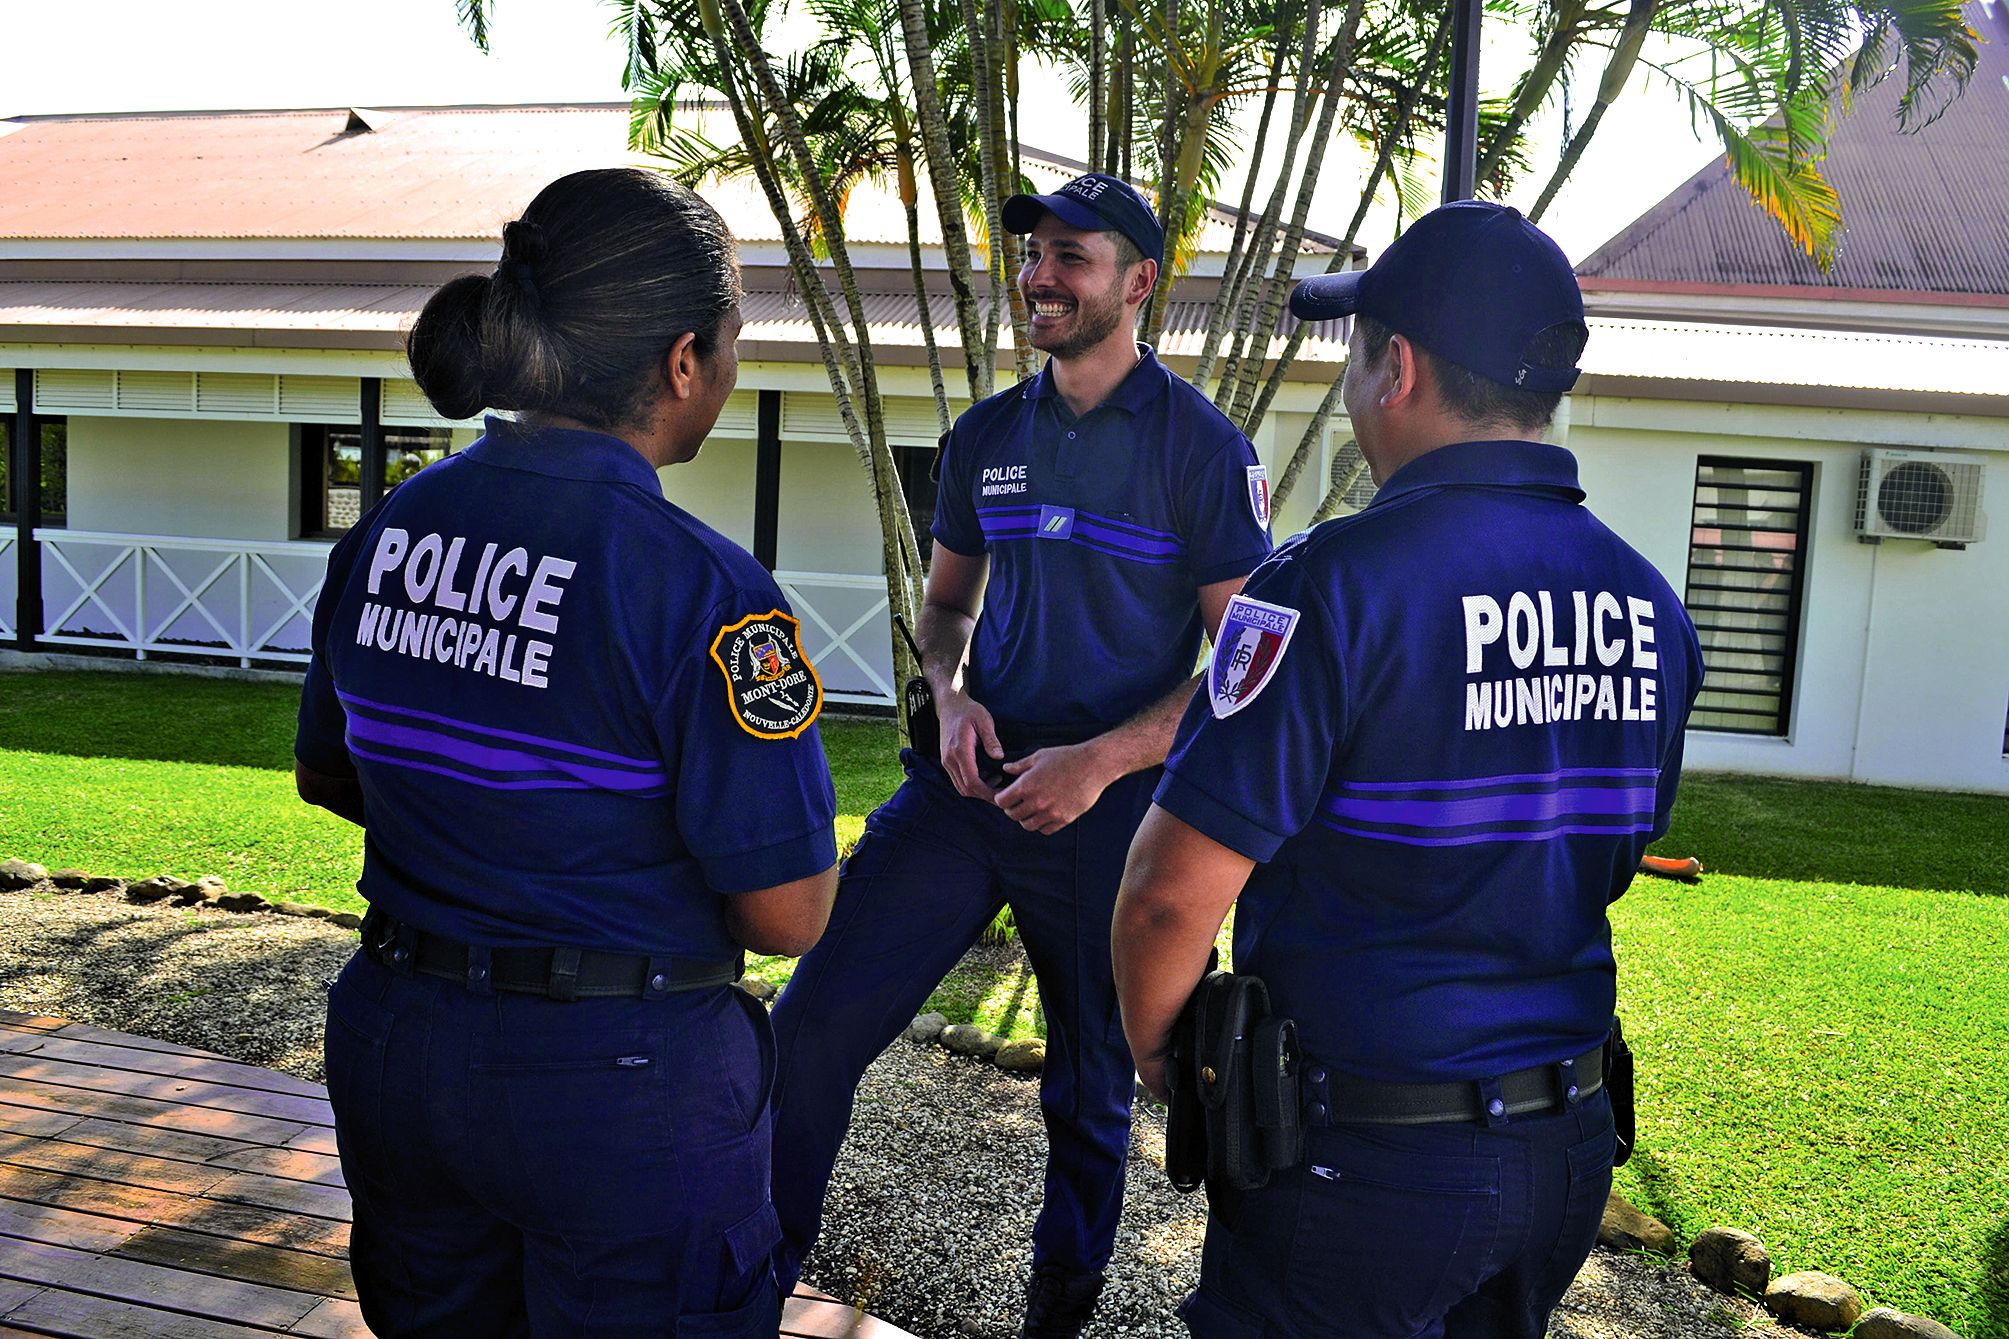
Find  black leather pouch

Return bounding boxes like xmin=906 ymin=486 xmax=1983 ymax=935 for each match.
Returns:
xmin=1605 ymin=1015 xmax=1636 ymax=1167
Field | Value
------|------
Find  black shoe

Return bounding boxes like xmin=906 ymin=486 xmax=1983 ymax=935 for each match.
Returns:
xmin=1020 ymin=1264 xmax=1105 ymax=1339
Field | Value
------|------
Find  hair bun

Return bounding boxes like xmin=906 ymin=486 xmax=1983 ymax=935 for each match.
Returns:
xmin=502 ymin=218 xmax=546 ymax=265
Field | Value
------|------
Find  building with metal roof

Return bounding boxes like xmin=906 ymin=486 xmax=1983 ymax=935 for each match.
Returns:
xmin=1555 ymin=0 xmax=2009 ymax=793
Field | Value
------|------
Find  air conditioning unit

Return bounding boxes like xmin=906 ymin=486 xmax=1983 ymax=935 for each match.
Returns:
xmin=1855 ymin=449 xmax=1986 ymax=549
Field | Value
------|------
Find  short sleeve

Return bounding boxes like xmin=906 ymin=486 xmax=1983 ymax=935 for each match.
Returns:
xmin=929 ymin=426 xmax=985 ymax=557
xmin=294 ymin=528 xmax=367 ymax=777
xmin=1180 ymin=431 xmax=1275 ymax=586
xmin=657 ymin=585 xmax=838 ymax=894
xmin=1153 ymin=555 xmax=1344 ymax=861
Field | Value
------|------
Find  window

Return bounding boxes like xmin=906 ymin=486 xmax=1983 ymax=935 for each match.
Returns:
xmin=300 ymin=425 xmax=453 ymax=536
xmin=894 ymin=443 xmax=939 ymax=557
xmin=0 ymin=418 xmax=68 ymax=526
xmin=1684 ymin=457 xmax=1813 ymax=736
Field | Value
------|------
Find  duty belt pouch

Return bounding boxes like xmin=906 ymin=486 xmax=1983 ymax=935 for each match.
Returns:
xmin=1165 ymin=992 xmax=1209 ymax=1194
xmin=1189 ymin=970 xmax=1302 ymax=1192
xmin=1605 ymin=1015 xmax=1636 ymax=1167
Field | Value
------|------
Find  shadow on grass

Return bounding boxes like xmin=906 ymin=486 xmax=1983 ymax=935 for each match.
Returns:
xmin=0 ymin=671 xmax=301 ymax=770
xmin=1979 ymin=1216 xmax=2009 ymax=1339
xmin=1659 ymin=775 xmax=2009 ymax=897
xmin=1614 ymin=1145 xmax=1685 ymax=1241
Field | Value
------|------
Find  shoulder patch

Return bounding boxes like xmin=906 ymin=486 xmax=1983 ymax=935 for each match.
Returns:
xmin=1209 ymin=594 xmax=1299 ymax=718
xmin=1246 ymin=465 xmax=1271 ymax=528
xmin=709 ymin=610 xmax=824 ymax=739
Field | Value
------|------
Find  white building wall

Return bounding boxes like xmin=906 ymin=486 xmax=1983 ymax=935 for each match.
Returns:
xmin=1570 ymin=396 xmax=2009 ymax=794
xmin=65 ymin=416 xmax=295 ymax=541
xmin=657 ymin=434 xmax=758 ymax=552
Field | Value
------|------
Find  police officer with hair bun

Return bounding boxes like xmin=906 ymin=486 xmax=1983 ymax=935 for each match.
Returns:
xmin=295 ymin=167 xmax=839 ymax=1337
xmin=1113 ymin=201 xmax=1704 ymax=1339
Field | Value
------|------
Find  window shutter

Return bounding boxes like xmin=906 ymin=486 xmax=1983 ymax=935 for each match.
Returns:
xmin=34 ymin=369 xmax=116 ymax=411
xmin=1683 ymin=457 xmax=1814 ymax=736
xmin=277 ymin=376 xmax=362 ymax=422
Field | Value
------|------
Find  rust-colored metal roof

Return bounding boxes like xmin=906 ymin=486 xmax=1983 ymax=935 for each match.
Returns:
xmin=0 ymin=103 xmax=1343 ymax=255
xmin=0 ymin=106 xmax=648 ymax=241
xmin=1577 ymin=2 xmax=2009 ymax=300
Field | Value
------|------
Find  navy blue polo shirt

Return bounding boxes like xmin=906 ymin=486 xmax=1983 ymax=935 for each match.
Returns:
xmin=932 ymin=347 xmax=1274 ymax=733
xmin=296 ymin=417 xmax=837 ymax=958
xmin=1157 ymin=440 xmax=1704 ymax=1083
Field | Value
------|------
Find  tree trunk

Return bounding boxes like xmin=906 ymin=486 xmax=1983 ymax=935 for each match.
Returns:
xmin=900 ymin=0 xmax=994 ymax=401
xmin=1243 ymin=6 xmax=1453 ymax=441
xmin=1309 ymin=447 xmax=1371 ymax=523
xmin=1474 ymin=0 xmax=1589 ymax=186
xmin=1530 ymin=0 xmax=1658 ymax=222
xmin=1210 ymin=0 xmax=1348 ymax=411
xmin=1090 ymin=0 xmax=1107 ymax=166
xmin=1224 ymin=0 xmax=1366 ymax=426
xmin=1272 ymin=369 xmax=1345 ymax=515
xmin=1192 ymin=11 xmax=1296 ymax=394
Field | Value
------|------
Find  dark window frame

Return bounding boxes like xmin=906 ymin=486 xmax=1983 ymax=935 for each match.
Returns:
xmin=0 ymin=417 xmax=69 ymax=528
xmin=298 ymin=423 xmax=452 ymax=538
xmin=1683 ymin=456 xmax=1814 ymax=737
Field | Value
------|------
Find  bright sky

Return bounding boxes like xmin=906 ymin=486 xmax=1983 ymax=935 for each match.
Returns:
xmin=0 ymin=0 xmax=1726 ymax=262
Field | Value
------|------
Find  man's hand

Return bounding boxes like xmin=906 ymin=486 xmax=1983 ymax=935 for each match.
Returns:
xmin=1134 ymin=1050 xmax=1172 ymax=1105
xmin=996 ymin=742 xmax=1115 ymax=835
xmin=938 ymin=689 xmax=1006 ymax=801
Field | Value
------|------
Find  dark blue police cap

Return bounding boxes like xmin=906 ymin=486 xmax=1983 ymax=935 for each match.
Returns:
xmin=1002 ymin=172 xmax=1164 ymax=264
xmin=1289 ymin=201 xmax=1586 ymax=393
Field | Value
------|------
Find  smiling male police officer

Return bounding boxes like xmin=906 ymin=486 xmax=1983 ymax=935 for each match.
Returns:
xmin=1112 ymin=201 xmax=1703 ymax=1339
xmin=769 ymin=173 xmax=1273 ymax=1338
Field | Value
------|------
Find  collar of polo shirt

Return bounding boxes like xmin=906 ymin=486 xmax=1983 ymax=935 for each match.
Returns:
xmin=1369 ymin=439 xmax=1587 ymax=509
xmin=470 ymin=416 xmax=665 ymax=491
xmin=1023 ymin=344 xmax=1165 ymax=417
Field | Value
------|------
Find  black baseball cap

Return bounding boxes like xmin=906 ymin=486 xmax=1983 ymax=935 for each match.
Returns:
xmin=1289 ymin=201 xmax=1586 ymax=393
xmin=1002 ymin=172 xmax=1164 ymax=264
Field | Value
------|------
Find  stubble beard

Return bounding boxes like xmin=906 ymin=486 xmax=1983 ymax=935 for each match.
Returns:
xmin=1030 ymin=283 xmax=1129 ymax=360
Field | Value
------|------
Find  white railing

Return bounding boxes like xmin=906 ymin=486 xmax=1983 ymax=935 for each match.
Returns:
xmin=15 ymin=530 xmax=900 ymax=703
xmin=774 ymin=569 xmax=896 ymax=707
xmin=31 ymin=529 xmax=333 ymax=667
xmin=0 ymin=533 xmax=14 ymax=641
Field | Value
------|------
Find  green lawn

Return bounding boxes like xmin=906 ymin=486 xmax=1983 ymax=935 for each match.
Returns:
xmin=3 ymin=669 xmax=2006 ymax=1332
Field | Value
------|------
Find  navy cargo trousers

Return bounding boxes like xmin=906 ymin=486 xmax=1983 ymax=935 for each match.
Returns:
xmin=769 ymin=754 xmax=1158 ymax=1291
xmin=324 ymin=949 xmax=782 ymax=1338
xmin=1180 ymin=1088 xmax=1616 ymax=1339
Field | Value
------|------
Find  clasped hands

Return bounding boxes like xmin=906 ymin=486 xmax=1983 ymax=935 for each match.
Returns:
xmin=936 ymin=690 xmax=1113 ymax=835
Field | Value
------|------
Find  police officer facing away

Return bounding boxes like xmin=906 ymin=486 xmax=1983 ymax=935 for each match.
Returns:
xmin=295 ymin=169 xmax=838 ymax=1337
xmin=1112 ymin=202 xmax=1703 ymax=1339
xmin=769 ymin=173 xmax=1274 ymax=1338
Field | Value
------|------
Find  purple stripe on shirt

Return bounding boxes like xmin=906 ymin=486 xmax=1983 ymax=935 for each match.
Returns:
xmin=1328 ymin=785 xmax=1658 ymax=829
xmin=347 ymin=743 xmax=601 ymax=793
xmin=1078 ymin=510 xmax=1179 ymax=542
xmin=1319 ymin=818 xmax=1658 ymax=848
xmin=1072 ymin=518 xmax=1183 ymax=556
xmin=347 ymin=715 xmax=668 ymax=791
xmin=1068 ymin=535 xmax=1182 ymax=565
xmin=1335 ymin=767 xmax=1661 ymax=795
xmin=335 ymin=689 xmax=659 ymax=769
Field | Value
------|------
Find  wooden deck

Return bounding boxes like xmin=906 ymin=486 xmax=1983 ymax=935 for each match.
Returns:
xmin=0 ymin=1009 xmax=908 ymax=1338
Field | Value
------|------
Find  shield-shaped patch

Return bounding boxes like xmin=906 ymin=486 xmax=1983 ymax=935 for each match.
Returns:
xmin=710 ymin=610 xmax=824 ymax=739
xmin=1209 ymin=593 xmax=1298 ymax=718
xmin=1246 ymin=465 xmax=1271 ymax=527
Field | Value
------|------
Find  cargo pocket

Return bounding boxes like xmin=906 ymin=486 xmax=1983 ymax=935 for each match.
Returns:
xmin=323 ymin=955 xmax=394 ymax=1185
xmin=1177 ymin=1286 xmax=1271 ymax=1339
xmin=677 ymin=1202 xmax=783 ymax=1339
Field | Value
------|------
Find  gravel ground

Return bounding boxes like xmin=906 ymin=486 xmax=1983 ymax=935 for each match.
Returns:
xmin=0 ymin=886 xmax=1766 ymax=1339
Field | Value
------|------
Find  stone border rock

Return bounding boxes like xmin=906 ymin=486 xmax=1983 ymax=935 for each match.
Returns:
xmin=2 ymin=858 xmax=363 ymax=929
xmin=1599 ymin=1194 xmax=1963 ymax=1337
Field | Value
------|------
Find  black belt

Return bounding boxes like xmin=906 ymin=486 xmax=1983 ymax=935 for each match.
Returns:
xmin=359 ymin=908 xmax=739 ymax=1001
xmin=1305 ymin=1045 xmax=1607 ymax=1126
xmin=991 ymin=719 xmax=1099 ymax=756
